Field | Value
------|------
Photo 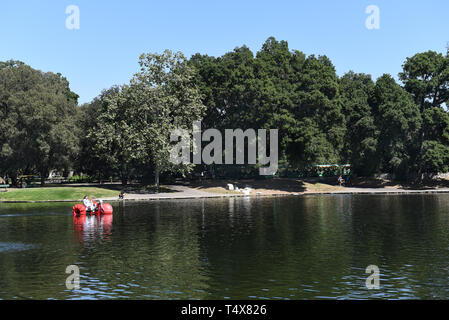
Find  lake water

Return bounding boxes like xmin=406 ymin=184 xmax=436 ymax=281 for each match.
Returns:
xmin=1 ymin=194 xmax=449 ymax=300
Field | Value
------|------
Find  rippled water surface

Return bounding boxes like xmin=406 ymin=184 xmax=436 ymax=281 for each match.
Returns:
xmin=1 ymin=194 xmax=449 ymax=299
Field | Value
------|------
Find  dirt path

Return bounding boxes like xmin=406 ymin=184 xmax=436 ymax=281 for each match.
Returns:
xmin=100 ymin=185 xmax=227 ymax=201
xmin=5 ymin=182 xmax=449 ymax=203
xmin=99 ymin=185 xmax=449 ymax=202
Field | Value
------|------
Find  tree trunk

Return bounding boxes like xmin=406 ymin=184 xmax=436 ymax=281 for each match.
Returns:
xmin=417 ymin=129 xmax=426 ymax=181
xmin=10 ymin=173 xmax=17 ymax=187
xmin=40 ymin=168 xmax=48 ymax=186
xmin=121 ymin=173 xmax=128 ymax=186
xmin=154 ymin=167 xmax=160 ymax=190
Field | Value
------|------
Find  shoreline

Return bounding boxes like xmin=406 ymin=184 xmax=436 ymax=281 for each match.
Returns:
xmin=3 ymin=186 xmax=449 ymax=203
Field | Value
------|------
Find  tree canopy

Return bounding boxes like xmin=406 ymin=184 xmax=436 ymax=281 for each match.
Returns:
xmin=0 ymin=60 xmax=80 ymax=185
xmin=84 ymin=50 xmax=206 ymax=186
xmin=2 ymin=39 xmax=449 ymax=184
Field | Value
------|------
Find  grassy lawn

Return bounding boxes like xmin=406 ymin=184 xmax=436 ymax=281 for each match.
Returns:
xmin=0 ymin=187 xmax=119 ymax=201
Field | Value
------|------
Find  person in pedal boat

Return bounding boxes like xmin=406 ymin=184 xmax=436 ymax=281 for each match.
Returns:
xmin=83 ymin=195 xmax=95 ymax=211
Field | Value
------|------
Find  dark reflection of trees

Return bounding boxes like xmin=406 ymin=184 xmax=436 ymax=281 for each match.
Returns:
xmin=0 ymin=201 xmax=211 ymax=299
xmin=348 ymin=194 xmax=449 ymax=299
xmin=75 ymin=201 xmax=211 ymax=299
xmin=199 ymin=196 xmax=357 ymax=299
xmin=0 ymin=203 xmax=83 ymax=299
xmin=3 ymin=195 xmax=449 ymax=299
xmin=199 ymin=195 xmax=449 ymax=299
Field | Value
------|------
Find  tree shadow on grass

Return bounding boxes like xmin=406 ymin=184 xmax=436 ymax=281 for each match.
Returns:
xmin=189 ymin=178 xmax=308 ymax=193
xmin=46 ymin=183 xmax=180 ymax=194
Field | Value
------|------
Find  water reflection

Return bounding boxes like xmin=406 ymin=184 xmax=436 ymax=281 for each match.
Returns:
xmin=73 ymin=215 xmax=113 ymax=245
xmin=0 ymin=242 xmax=35 ymax=253
xmin=3 ymin=195 xmax=449 ymax=299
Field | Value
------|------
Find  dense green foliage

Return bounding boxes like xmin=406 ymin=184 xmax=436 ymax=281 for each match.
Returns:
xmin=190 ymin=38 xmax=449 ymax=180
xmin=1 ymin=38 xmax=448 ymax=184
xmin=83 ymin=50 xmax=206 ymax=186
xmin=399 ymin=51 xmax=449 ymax=176
xmin=339 ymin=72 xmax=378 ymax=176
xmin=0 ymin=61 xmax=80 ymax=185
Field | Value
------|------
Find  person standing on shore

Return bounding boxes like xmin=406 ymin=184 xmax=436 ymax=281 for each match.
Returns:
xmin=338 ymin=175 xmax=345 ymax=187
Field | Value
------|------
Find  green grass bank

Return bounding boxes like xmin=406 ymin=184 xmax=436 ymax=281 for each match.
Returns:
xmin=0 ymin=187 xmax=119 ymax=202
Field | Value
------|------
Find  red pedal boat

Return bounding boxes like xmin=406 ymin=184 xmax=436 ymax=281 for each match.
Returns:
xmin=72 ymin=200 xmax=113 ymax=215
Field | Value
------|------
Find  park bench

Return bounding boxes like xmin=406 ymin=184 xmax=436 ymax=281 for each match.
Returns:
xmin=0 ymin=184 xmax=10 ymax=192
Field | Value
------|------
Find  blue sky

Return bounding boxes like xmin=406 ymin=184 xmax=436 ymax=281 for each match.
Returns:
xmin=1 ymin=0 xmax=448 ymax=104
